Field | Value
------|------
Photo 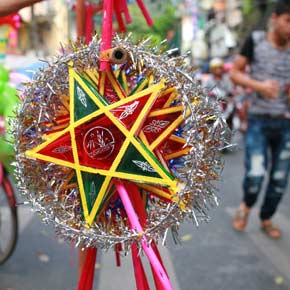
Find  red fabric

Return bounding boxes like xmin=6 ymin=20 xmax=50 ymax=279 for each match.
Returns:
xmin=77 ymin=247 xmax=97 ymax=290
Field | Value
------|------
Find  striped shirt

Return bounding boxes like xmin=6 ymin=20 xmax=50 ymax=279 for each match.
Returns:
xmin=241 ymin=31 xmax=290 ymax=117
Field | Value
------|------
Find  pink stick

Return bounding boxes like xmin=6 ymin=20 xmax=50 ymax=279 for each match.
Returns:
xmin=100 ymin=0 xmax=114 ymax=71
xmin=136 ymin=0 xmax=153 ymax=26
xmin=115 ymin=181 xmax=173 ymax=290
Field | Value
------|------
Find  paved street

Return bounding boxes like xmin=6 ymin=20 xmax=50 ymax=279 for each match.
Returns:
xmin=1 ymin=134 xmax=290 ymax=290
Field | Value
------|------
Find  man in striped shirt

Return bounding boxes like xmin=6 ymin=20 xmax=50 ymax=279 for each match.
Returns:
xmin=231 ymin=0 xmax=290 ymax=239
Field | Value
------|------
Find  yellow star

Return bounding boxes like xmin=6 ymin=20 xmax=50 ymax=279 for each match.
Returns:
xmin=26 ymin=67 xmax=178 ymax=225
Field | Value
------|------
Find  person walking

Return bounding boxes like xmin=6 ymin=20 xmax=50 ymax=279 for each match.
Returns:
xmin=230 ymin=0 xmax=290 ymax=239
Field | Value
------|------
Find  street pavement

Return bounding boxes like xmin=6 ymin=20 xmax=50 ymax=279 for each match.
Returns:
xmin=0 ymin=134 xmax=290 ymax=290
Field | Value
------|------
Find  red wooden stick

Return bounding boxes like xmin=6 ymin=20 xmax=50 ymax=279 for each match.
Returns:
xmin=132 ymin=243 xmax=150 ymax=290
xmin=136 ymin=0 xmax=153 ymax=26
xmin=100 ymin=0 xmax=114 ymax=71
xmin=120 ymin=0 xmax=132 ymax=24
xmin=77 ymin=247 xmax=97 ymax=290
xmin=76 ymin=0 xmax=86 ymax=41
xmin=85 ymin=248 xmax=97 ymax=290
xmin=85 ymin=3 xmax=94 ymax=44
xmin=114 ymin=0 xmax=126 ymax=33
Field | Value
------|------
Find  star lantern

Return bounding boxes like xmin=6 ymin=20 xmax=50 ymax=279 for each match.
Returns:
xmin=13 ymin=0 xmax=229 ymax=288
xmin=25 ymin=66 xmax=185 ymax=227
xmin=14 ymin=38 xmax=228 ymax=289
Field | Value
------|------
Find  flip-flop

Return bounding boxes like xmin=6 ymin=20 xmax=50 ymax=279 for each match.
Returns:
xmin=232 ymin=208 xmax=249 ymax=232
xmin=261 ymin=224 xmax=282 ymax=240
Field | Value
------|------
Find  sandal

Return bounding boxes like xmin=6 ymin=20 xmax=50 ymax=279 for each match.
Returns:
xmin=261 ymin=223 xmax=282 ymax=240
xmin=232 ymin=208 xmax=249 ymax=232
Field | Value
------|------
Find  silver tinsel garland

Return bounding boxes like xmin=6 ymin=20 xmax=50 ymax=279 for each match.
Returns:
xmin=13 ymin=36 xmax=229 ymax=251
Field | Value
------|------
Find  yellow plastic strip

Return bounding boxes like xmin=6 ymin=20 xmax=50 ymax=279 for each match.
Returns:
xmin=114 ymin=69 xmax=120 ymax=79
xmin=106 ymin=70 xmax=126 ymax=100
xmin=71 ymin=70 xmax=167 ymax=128
xmin=68 ymin=73 xmax=90 ymax=222
xmin=169 ymin=135 xmax=186 ymax=144
xmin=102 ymin=80 xmax=165 ymax=180
xmin=63 ymin=183 xmax=78 ymax=189
xmin=100 ymin=81 xmax=176 ymax=184
xmin=139 ymin=183 xmax=185 ymax=210
xmin=60 ymin=96 xmax=70 ymax=111
xmin=26 ymin=150 xmax=176 ymax=189
xmin=121 ymin=71 xmax=129 ymax=95
xmin=132 ymin=77 xmax=149 ymax=94
xmin=47 ymin=123 xmax=68 ymax=132
xmin=77 ymin=167 xmax=176 ymax=188
xmin=85 ymin=69 xmax=99 ymax=85
xmin=62 ymin=171 xmax=75 ymax=187
xmin=165 ymin=148 xmax=190 ymax=160
xmin=82 ymin=72 xmax=99 ymax=91
xmin=149 ymin=106 xmax=183 ymax=117
xmin=139 ymin=131 xmax=150 ymax=147
xmin=150 ymin=115 xmax=184 ymax=150
xmin=70 ymin=126 xmax=90 ymax=221
xmin=138 ymin=184 xmax=173 ymax=200
xmin=25 ymin=151 xmax=76 ymax=169
xmin=27 ymin=76 xmax=169 ymax=178
xmin=87 ymin=176 xmax=112 ymax=225
xmin=26 ymin=125 xmax=71 ymax=154
xmin=163 ymin=89 xmax=178 ymax=108
xmin=161 ymin=87 xmax=175 ymax=97
xmin=99 ymin=71 xmax=106 ymax=96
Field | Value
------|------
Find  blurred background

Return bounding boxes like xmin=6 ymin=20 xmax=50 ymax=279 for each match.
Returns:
xmin=0 ymin=0 xmax=276 ymax=64
xmin=0 ymin=1 xmax=290 ymax=290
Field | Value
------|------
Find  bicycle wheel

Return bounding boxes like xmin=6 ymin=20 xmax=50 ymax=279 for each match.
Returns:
xmin=0 ymin=172 xmax=18 ymax=264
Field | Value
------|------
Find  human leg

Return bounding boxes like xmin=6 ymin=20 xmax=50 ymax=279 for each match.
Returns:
xmin=243 ymin=118 xmax=268 ymax=207
xmin=233 ymin=117 xmax=268 ymax=231
xmin=259 ymin=122 xmax=290 ymax=238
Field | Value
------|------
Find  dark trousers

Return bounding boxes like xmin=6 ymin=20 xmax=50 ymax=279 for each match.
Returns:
xmin=243 ymin=115 xmax=290 ymax=220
